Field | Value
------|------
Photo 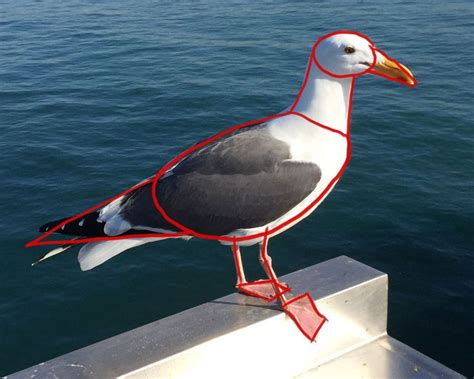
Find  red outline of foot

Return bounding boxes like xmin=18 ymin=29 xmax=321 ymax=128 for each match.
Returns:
xmin=282 ymin=292 xmax=327 ymax=342
xmin=237 ymin=279 xmax=291 ymax=302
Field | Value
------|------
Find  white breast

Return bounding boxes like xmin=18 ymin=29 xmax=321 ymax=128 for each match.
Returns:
xmin=267 ymin=114 xmax=348 ymax=182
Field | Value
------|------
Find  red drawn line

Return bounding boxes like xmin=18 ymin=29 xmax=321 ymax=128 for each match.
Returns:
xmin=282 ymin=292 xmax=328 ymax=342
xmin=289 ymin=51 xmax=313 ymax=112
xmin=236 ymin=229 xmax=292 ymax=303
xmin=26 ymin=30 xmax=414 ymax=249
xmin=311 ymin=31 xmax=377 ymax=80
xmin=29 ymin=232 xmax=187 ymax=247
xmin=369 ymin=47 xmax=417 ymax=88
xmin=289 ymin=30 xmax=374 ymax=112
xmin=232 ymin=238 xmax=244 ymax=284
xmin=260 ymin=228 xmax=282 ymax=298
xmin=25 ymin=178 xmax=154 ymax=248
xmin=149 ymin=84 xmax=353 ymax=243
xmin=237 ymin=280 xmax=291 ymax=303
xmin=290 ymin=111 xmax=347 ymax=137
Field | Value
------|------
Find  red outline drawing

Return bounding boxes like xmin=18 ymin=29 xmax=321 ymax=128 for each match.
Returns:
xmin=233 ymin=236 xmax=292 ymax=302
xmin=246 ymin=228 xmax=328 ymax=342
xmin=25 ymin=31 xmax=416 ymax=341
xmin=26 ymin=30 xmax=415 ymax=249
xmin=282 ymin=292 xmax=328 ymax=342
xmin=259 ymin=228 xmax=327 ymax=342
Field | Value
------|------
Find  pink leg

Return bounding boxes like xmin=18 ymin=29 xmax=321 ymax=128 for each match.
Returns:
xmin=232 ymin=239 xmax=290 ymax=302
xmin=232 ymin=241 xmax=247 ymax=286
xmin=258 ymin=235 xmax=288 ymax=304
xmin=233 ymin=234 xmax=326 ymax=341
xmin=259 ymin=231 xmax=327 ymax=342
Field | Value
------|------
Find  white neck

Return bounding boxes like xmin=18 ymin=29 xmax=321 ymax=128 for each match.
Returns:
xmin=291 ymin=57 xmax=353 ymax=134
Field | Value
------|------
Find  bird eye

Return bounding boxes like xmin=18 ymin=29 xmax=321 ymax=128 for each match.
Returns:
xmin=344 ymin=46 xmax=356 ymax=54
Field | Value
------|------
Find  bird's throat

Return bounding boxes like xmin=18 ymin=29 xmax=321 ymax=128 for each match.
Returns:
xmin=291 ymin=58 xmax=353 ymax=135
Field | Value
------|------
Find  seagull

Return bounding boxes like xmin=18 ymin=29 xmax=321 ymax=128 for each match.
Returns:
xmin=29 ymin=31 xmax=415 ymax=330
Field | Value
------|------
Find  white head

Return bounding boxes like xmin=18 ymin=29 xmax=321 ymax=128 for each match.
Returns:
xmin=313 ymin=31 xmax=415 ymax=86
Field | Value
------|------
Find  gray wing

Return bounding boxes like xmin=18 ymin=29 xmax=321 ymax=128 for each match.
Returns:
xmin=120 ymin=124 xmax=322 ymax=235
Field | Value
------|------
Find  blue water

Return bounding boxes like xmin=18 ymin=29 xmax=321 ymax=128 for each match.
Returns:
xmin=1 ymin=0 xmax=473 ymax=375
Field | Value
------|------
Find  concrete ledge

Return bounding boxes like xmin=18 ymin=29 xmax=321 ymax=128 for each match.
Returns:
xmin=9 ymin=256 xmax=463 ymax=379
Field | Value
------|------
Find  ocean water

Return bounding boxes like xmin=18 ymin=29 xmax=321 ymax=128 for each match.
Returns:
xmin=1 ymin=0 xmax=472 ymax=375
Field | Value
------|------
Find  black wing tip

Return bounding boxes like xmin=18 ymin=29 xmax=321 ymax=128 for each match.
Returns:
xmin=39 ymin=218 xmax=68 ymax=233
xmin=38 ymin=212 xmax=106 ymax=237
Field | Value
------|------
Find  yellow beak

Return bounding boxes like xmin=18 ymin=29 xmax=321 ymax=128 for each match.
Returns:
xmin=370 ymin=49 xmax=416 ymax=87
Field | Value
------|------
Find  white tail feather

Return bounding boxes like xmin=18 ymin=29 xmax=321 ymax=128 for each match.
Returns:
xmin=78 ymin=238 xmax=163 ymax=271
xmin=32 ymin=245 xmax=73 ymax=266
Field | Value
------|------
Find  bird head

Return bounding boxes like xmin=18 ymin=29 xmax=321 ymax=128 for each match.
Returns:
xmin=313 ymin=31 xmax=416 ymax=87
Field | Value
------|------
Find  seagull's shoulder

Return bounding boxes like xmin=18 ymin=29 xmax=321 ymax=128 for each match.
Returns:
xmin=173 ymin=121 xmax=290 ymax=175
xmin=265 ymin=113 xmax=349 ymax=174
